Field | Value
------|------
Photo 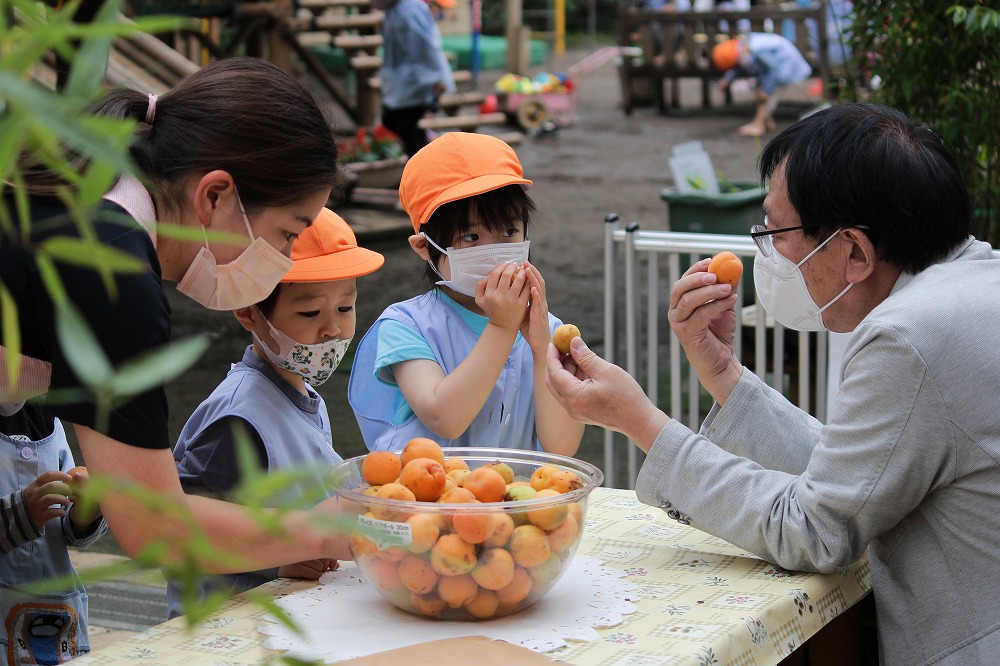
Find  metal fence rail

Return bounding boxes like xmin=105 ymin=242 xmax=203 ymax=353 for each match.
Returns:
xmin=602 ymin=214 xmax=829 ymax=489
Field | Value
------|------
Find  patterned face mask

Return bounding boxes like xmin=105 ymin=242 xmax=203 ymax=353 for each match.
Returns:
xmin=252 ymin=310 xmax=351 ymax=387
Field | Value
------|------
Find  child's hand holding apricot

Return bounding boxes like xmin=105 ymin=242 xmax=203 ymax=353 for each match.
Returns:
xmin=707 ymin=251 xmax=743 ymax=288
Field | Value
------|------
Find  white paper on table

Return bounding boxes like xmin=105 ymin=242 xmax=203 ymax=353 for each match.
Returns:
xmin=258 ymin=555 xmax=638 ymax=664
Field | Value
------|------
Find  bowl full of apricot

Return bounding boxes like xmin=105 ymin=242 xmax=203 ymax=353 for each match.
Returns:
xmin=332 ymin=440 xmax=604 ymax=621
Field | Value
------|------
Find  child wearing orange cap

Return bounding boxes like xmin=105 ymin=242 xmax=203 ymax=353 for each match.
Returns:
xmin=712 ymin=33 xmax=812 ymax=136
xmin=349 ymin=132 xmax=584 ymax=456
xmin=167 ymin=208 xmax=383 ymax=619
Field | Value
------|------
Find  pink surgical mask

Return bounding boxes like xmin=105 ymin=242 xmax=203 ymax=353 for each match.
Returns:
xmin=176 ymin=193 xmax=293 ymax=310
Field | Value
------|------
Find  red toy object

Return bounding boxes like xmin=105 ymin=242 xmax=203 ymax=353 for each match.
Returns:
xmin=478 ymin=93 xmax=499 ymax=114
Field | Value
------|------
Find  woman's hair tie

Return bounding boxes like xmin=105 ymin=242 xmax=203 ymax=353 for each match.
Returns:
xmin=145 ymin=93 xmax=158 ymax=125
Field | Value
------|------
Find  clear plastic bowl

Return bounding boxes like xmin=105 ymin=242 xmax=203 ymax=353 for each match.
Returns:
xmin=332 ymin=447 xmax=604 ymax=620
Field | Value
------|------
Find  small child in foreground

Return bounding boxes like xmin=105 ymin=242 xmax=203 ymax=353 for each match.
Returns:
xmin=167 ymin=208 xmax=383 ymax=618
xmin=349 ymin=132 xmax=583 ymax=455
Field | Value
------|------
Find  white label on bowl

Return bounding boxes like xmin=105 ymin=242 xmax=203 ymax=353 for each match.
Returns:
xmin=358 ymin=515 xmax=413 ymax=550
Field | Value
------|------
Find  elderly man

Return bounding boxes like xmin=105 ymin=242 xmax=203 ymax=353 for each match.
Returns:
xmin=546 ymin=103 xmax=1000 ymax=665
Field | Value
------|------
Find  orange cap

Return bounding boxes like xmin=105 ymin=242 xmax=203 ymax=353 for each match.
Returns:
xmin=283 ymin=207 xmax=384 ymax=282
xmin=712 ymin=38 xmax=740 ymax=72
xmin=398 ymin=132 xmax=533 ymax=232
xmin=431 ymin=0 xmax=455 ymax=7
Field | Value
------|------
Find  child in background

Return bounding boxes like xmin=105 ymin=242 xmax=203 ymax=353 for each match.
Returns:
xmin=1 ymin=404 xmax=107 ymax=665
xmin=167 ymin=208 xmax=383 ymax=619
xmin=712 ymin=32 xmax=813 ymax=136
xmin=349 ymin=132 xmax=584 ymax=456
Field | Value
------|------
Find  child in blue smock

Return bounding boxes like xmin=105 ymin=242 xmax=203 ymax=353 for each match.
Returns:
xmin=348 ymin=132 xmax=584 ymax=456
xmin=712 ymin=32 xmax=813 ymax=136
xmin=167 ymin=208 xmax=383 ymax=619
xmin=1 ymin=403 xmax=107 ymax=666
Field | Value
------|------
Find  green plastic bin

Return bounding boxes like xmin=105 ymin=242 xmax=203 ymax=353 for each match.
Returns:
xmin=660 ymin=180 xmax=766 ymax=301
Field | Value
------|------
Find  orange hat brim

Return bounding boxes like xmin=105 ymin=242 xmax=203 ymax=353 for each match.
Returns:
xmin=283 ymin=246 xmax=384 ymax=282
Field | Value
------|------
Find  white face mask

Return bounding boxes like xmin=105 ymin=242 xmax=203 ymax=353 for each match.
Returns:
xmin=753 ymin=228 xmax=853 ymax=332
xmin=176 ymin=193 xmax=293 ymax=311
xmin=253 ymin=311 xmax=351 ymax=387
xmin=421 ymin=233 xmax=530 ymax=297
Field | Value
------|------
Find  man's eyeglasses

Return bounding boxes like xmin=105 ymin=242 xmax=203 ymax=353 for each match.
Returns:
xmin=750 ymin=217 xmax=870 ymax=257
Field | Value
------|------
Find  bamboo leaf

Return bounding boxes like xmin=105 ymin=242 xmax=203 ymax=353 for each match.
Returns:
xmin=245 ymin=591 xmax=307 ymax=638
xmin=54 ymin=300 xmax=111 ymax=386
xmin=63 ymin=0 xmax=117 ymax=98
xmin=0 ymin=282 xmax=21 ymax=390
xmin=40 ymin=236 xmax=146 ymax=273
xmin=108 ymin=335 xmax=211 ymax=398
xmin=34 ymin=254 xmax=68 ymax=306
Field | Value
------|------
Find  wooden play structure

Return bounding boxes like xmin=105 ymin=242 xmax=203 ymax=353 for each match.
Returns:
xmin=617 ymin=2 xmax=830 ymax=114
xmin=107 ymin=0 xmax=528 ymax=136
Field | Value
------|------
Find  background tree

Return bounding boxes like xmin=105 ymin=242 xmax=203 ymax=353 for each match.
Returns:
xmin=847 ymin=1 xmax=999 ymax=246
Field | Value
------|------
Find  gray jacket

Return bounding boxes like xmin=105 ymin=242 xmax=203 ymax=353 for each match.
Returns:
xmin=636 ymin=237 xmax=1000 ymax=665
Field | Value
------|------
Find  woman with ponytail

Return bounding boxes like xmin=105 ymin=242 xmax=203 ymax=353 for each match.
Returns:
xmin=1 ymin=58 xmax=350 ymax=643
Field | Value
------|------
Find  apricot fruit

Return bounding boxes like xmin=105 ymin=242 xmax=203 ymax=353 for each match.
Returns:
xmin=400 ymin=437 xmax=445 ymax=467
xmin=483 ymin=512 xmax=515 ymax=548
xmin=429 ymin=534 xmax=477 ymax=576
xmin=481 ymin=461 xmax=515 ymax=485
xmin=350 ymin=520 xmax=378 ymax=561
xmin=547 ymin=512 xmax=579 ymax=554
xmin=540 ymin=469 xmax=584 ymax=494
xmin=404 ymin=514 xmax=441 ymax=553
xmin=374 ymin=545 xmax=407 ymax=562
xmin=509 ymin=524 xmax=551 ymax=568
xmin=465 ymin=588 xmax=500 ymax=620
xmin=68 ymin=465 xmax=88 ymax=476
xmin=552 ymin=323 xmax=581 ymax=354
xmin=567 ymin=501 xmax=584 ymax=527
xmin=463 ymin=467 xmax=507 ymax=503
xmin=361 ymin=451 xmax=401 ymax=486
xmin=496 ymin=566 xmax=533 ymax=607
xmin=447 ymin=469 xmax=471 ymax=487
xmin=437 ymin=573 xmax=479 ymax=608
xmin=471 ymin=548 xmax=516 ymax=590
xmin=443 ymin=457 xmax=469 ymax=473
xmin=371 ymin=558 xmax=404 ymax=592
xmin=437 ymin=487 xmax=477 ymax=504
xmin=49 ymin=481 xmax=73 ymax=497
xmin=371 ymin=483 xmax=416 ymax=521
xmin=505 ymin=485 xmax=537 ymax=502
xmin=529 ymin=465 xmax=561 ymax=492
xmin=410 ymin=591 xmax=447 ymax=618
xmin=527 ymin=552 xmax=565 ymax=587
xmin=398 ymin=553 xmax=440 ymax=594
xmin=708 ymin=250 xmax=743 ymax=288
xmin=399 ymin=458 xmax=447 ymax=502
xmin=453 ymin=508 xmax=497 ymax=544
xmin=527 ymin=489 xmax=569 ymax=530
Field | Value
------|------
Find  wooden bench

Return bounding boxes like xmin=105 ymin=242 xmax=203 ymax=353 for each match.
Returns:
xmin=417 ymin=112 xmax=507 ymax=132
xmin=618 ymin=2 xmax=829 ymax=114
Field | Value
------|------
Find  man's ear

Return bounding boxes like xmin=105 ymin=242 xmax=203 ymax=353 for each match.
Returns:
xmin=844 ymin=228 xmax=876 ymax=284
xmin=233 ymin=306 xmax=257 ymax=333
xmin=408 ymin=233 xmax=431 ymax=261
xmin=192 ymin=170 xmax=237 ymax=227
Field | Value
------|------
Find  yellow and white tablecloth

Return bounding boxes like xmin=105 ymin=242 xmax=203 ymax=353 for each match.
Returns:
xmin=73 ymin=487 xmax=870 ymax=666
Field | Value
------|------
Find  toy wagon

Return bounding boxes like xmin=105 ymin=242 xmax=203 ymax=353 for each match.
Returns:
xmin=499 ymin=89 xmax=578 ymax=130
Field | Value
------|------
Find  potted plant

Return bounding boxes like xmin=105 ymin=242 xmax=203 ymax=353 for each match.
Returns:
xmin=338 ymin=125 xmax=408 ymax=191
